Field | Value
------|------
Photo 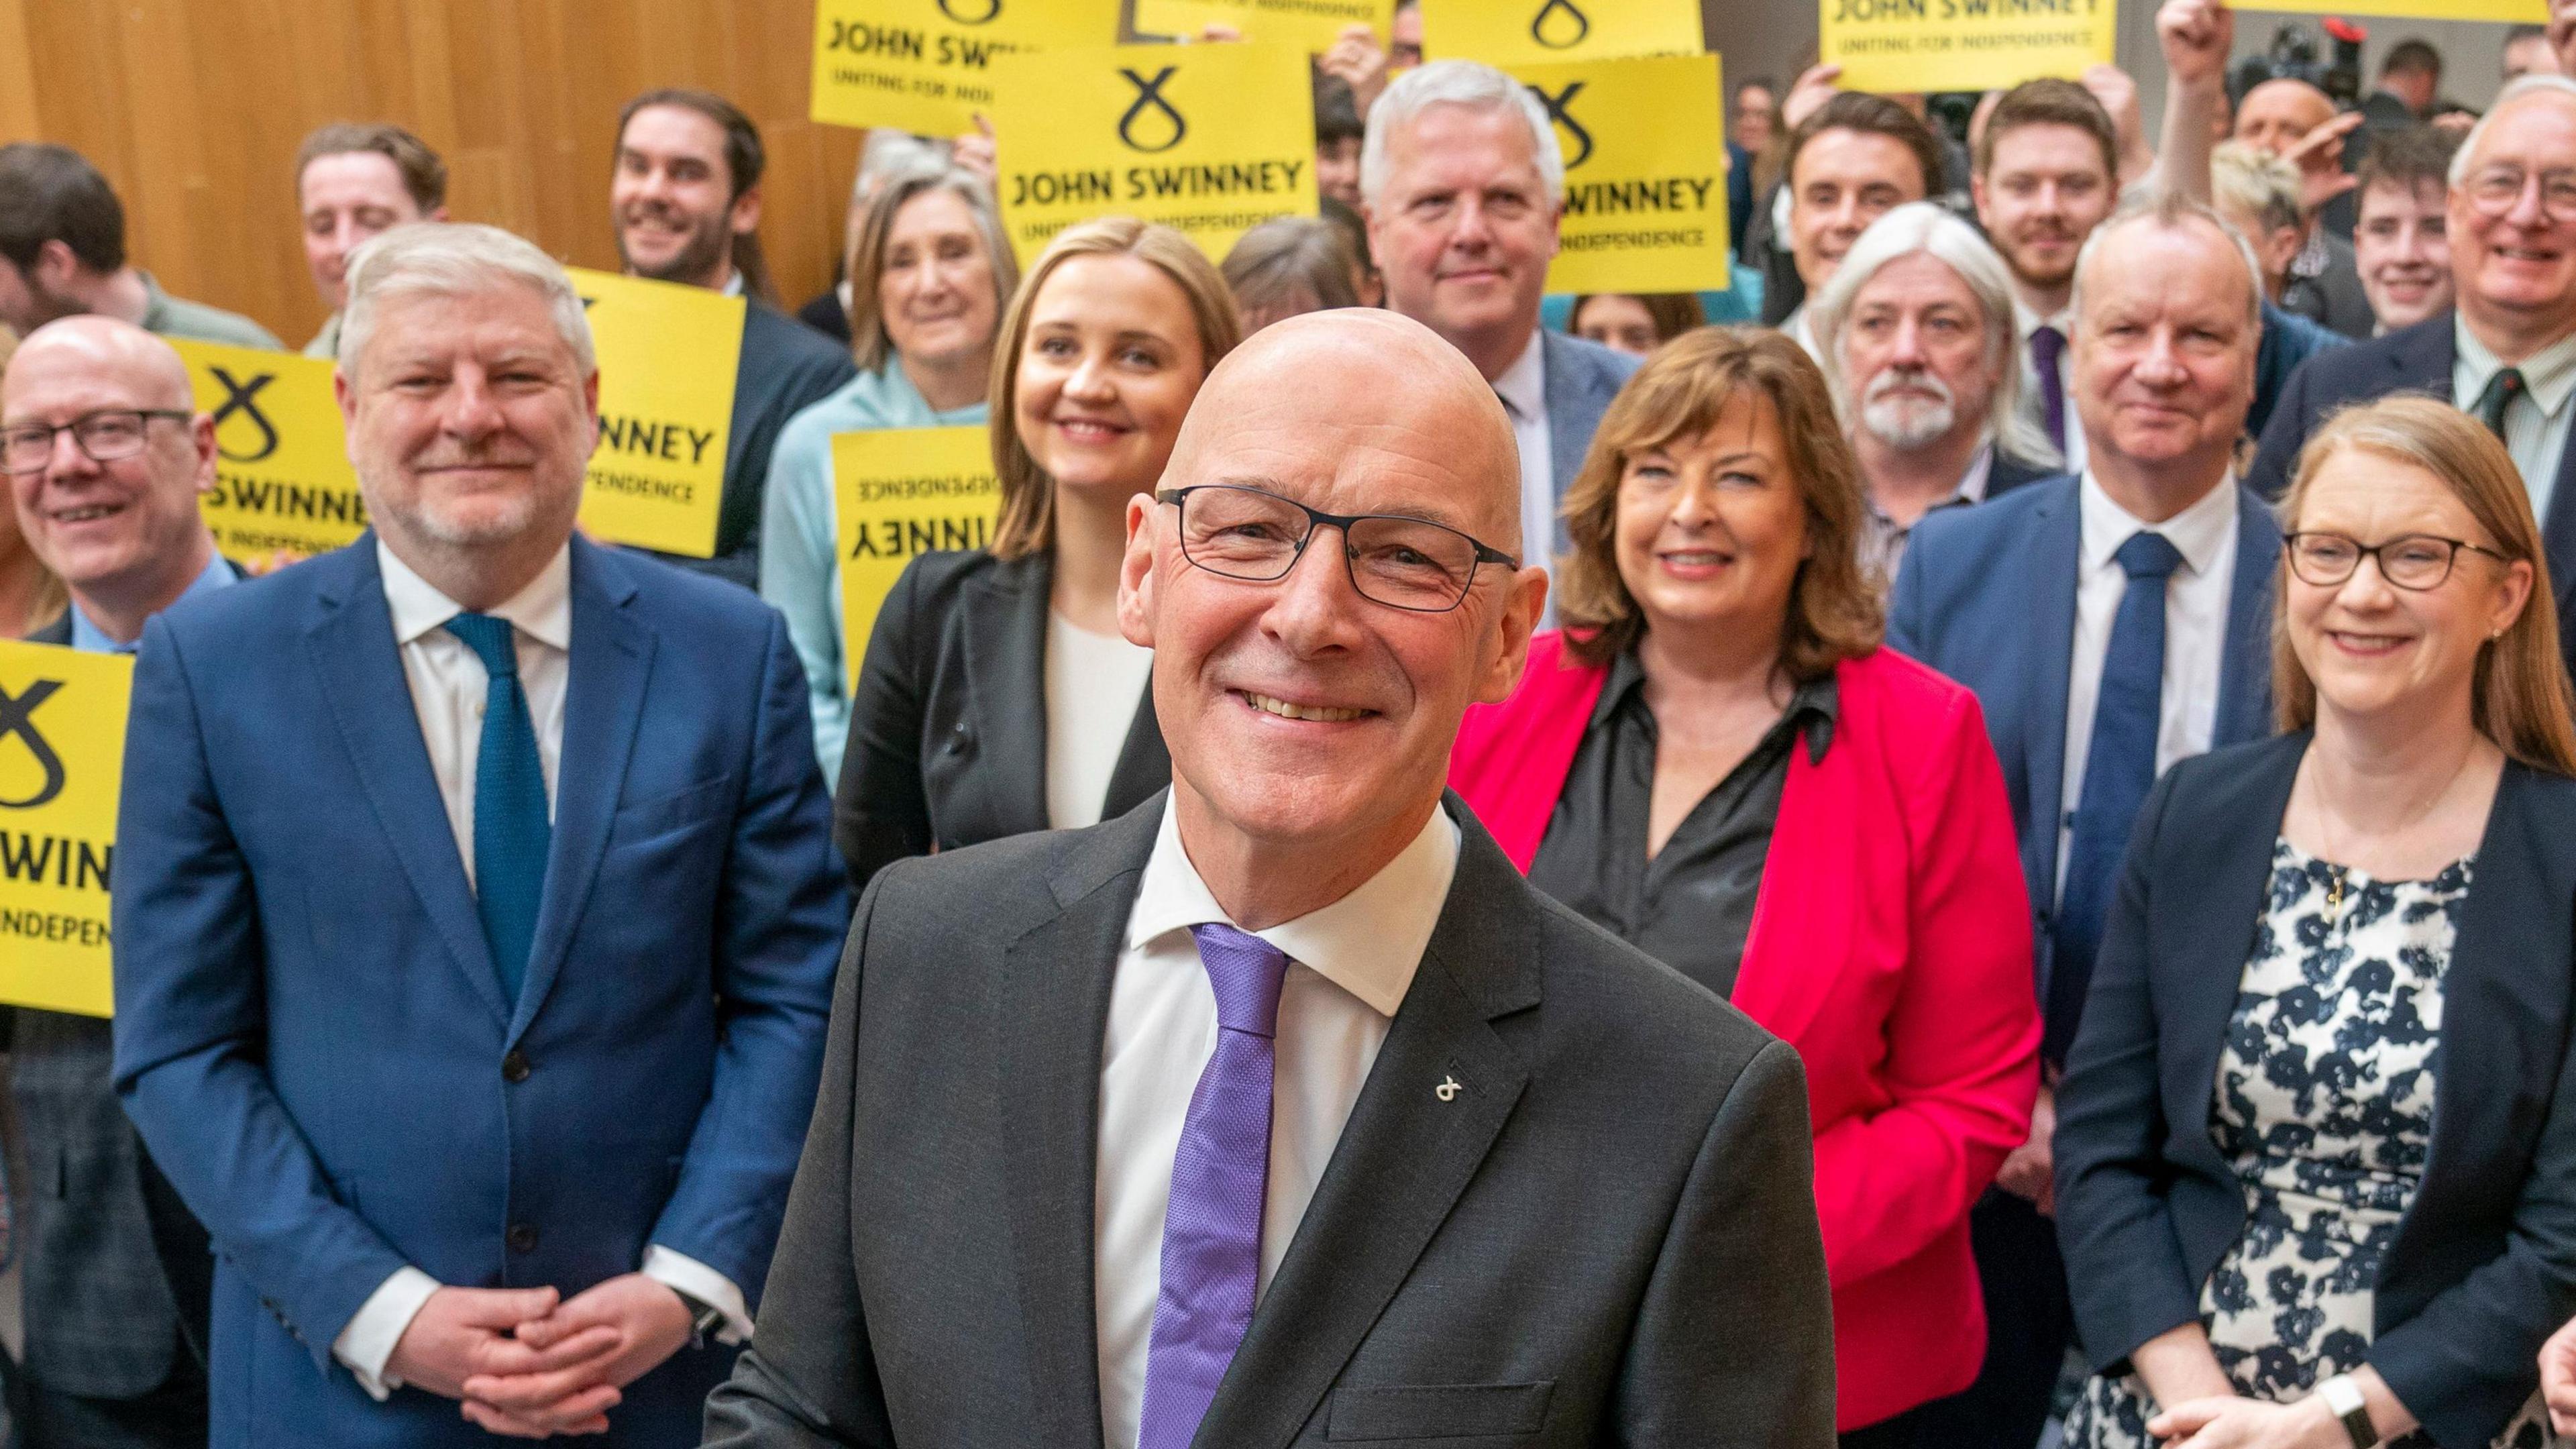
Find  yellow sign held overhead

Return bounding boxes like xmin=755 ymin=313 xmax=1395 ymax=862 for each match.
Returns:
xmin=1821 ymin=0 xmax=2118 ymax=95
xmin=991 ymin=43 xmax=1319 ymax=262
xmin=2245 ymin=0 xmax=2538 ymax=17
xmin=1428 ymin=0 xmax=1703 ymax=66
xmin=809 ymin=0 xmax=1124 ymax=136
xmin=1134 ymin=0 xmax=1393 ymax=52
xmin=1516 ymin=52 xmax=1731 ymax=295
xmin=835 ymin=428 xmax=1002 ymax=692
xmin=568 ymin=268 xmax=741 ymax=559
xmin=171 ymin=340 xmax=367 ymax=567
xmin=0 ymin=641 xmax=129 ymax=1018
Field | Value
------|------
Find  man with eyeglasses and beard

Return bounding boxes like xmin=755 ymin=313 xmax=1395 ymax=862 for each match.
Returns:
xmin=607 ymin=90 xmax=855 ymax=591
xmin=2252 ymin=73 xmax=2576 ymax=680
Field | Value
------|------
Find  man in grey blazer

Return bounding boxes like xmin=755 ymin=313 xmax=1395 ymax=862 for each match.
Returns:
xmin=1360 ymin=59 xmax=1639 ymax=623
xmin=703 ymin=310 xmax=1835 ymax=1448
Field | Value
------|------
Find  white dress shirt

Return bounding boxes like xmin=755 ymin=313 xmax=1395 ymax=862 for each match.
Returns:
xmin=2015 ymin=299 xmax=2087 ymax=477
xmin=1490 ymin=329 xmax=1554 ymax=604
xmin=1044 ymin=609 xmax=1153 ymax=830
xmin=1780 ymin=305 xmax=1820 ymax=364
xmin=331 ymin=540 xmax=749 ymax=1401
xmin=2055 ymin=471 xmax=2240 ymax=902
xmin=1093 ymin=799 xmax=1460 ymax=1449
xmin=2454 ymin=317 xmax=2576 ymax=527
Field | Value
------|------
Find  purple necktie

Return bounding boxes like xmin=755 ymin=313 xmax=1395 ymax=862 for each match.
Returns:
xmin=1136 ymin=923 xmax=1291 ymax=1449
xmin=2031 ymin=323 xmax=2068 ymax=455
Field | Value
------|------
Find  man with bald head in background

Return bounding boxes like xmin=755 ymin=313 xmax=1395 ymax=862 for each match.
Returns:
xmin=1 ymin=316 xmax=237 ymax=1447
xmin=704 ymin=309 xmax=1836 ymax=1449
xmin=2233 ymin=76 xmax=2374 ymax=336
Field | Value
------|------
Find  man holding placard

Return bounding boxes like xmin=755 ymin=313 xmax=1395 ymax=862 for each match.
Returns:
xmin=1 ymin=315 xmax=239 ymax=1448
xmin=1361 ymin=59 xmax=1636 ymax=617
xmin=607 ymin=91 xmax=857 ymax=589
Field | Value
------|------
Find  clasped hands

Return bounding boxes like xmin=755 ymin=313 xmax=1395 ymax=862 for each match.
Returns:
xmin=385 ymin=1273 xmax=697 ymax=1438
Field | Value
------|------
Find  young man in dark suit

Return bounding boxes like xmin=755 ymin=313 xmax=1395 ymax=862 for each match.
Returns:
xmin=707 ymin=309 xmax=1837 ymax=1448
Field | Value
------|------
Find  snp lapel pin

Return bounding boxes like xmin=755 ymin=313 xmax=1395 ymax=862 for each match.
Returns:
xmin=1436 ymin=1075 xmax=1462 ymax=1102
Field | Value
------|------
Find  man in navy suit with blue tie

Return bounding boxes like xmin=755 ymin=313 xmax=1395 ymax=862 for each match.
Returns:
xmin=108 ymin=222 xmax=845 ymax=1446
xmin=1888 ymin=192 xmax=2284 ymax=1448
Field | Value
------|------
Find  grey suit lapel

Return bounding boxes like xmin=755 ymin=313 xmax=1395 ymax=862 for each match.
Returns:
xmin=961 ymin=555 xmax=1052 ymax=840
xmin=2214 ymin=486 xmax=2284 ymax=748
xmin=1195 ymin=810 xmax=1538 ymax=1449
xmin=998 ymin=800 xmax=1163 ymax=1449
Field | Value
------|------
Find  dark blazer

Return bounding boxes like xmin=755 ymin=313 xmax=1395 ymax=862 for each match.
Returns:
xmin=650 ymin=299 xmax=859 ymax=589
xmin=833 ymin=549 xmax=1168 ymax=892
xmin=703 ymin=794 xmax=1839 ymax=1448
xmin=2054 ymin=734 xmax=2576 ymax=1449
xmin=2249 ymin=309 xmax=2576 ymax=680
xmin=2282 ymin=230 xmax=2374 ymax=341
xmin=1988 ymin=448 xmax=2057 ymax=500
xmin=8 ymin=613 xmax=207 ymax=1406
xmin=110 ymin=536 xmax=846 ymax=1447
xmin=1888 ymin=476 xmax=2282 ymax=1014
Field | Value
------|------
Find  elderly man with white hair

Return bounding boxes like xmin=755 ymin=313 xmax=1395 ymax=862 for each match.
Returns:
xmin=1811 ymin=201 xmax=2065 ymax=580
xmin=2251 ymin=71 xmax=2576 ymax=680
xmin=109 ymin=221 xmax=845 ymax=1448
xmin=1361 ymin=58 xmax=1637 ymax=612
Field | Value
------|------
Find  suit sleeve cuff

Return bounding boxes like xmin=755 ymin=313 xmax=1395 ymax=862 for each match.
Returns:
xmin=642 ymin=1244 xmax=752 ymax=1345
xmin=331 ymin=1267 xmax=441 ymax=1401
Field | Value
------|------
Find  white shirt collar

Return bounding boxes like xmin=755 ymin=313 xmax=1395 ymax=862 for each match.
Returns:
xmin=2014 ymin=297 xmax=2072 ymax=341
xmin=2455 ymin=315 xmax=2576 ymax=419
xmin=2077 ymin=467 xmax=2238 ymax=578
xmin=720 ymin=268 xmax=745 ymax=299
xmin=1489 ymin=329 xmax=1546 ymax=423
xmin=1955 ymin=443 xmax=1995 ymax=504
xmin=1124 ymin=796 xmax=1460 ymax=1020
xmin=377 ymin=538 xmax=574 ymax=653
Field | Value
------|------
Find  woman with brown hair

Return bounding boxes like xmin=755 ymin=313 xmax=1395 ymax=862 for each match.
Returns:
xmin=1450 ymin=325 xmax=2039 ymax=1444
xmin=1566 ymin=292 xmax=1706 ymax=358
xmin=2055 ymin=395 xmax=2576 ymax=1449
xmin=832 ymin=217 xmax=1240 ymax=891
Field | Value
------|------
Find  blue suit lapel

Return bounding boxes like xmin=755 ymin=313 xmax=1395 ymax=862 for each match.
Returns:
xmin=1539 ymin=333 xmax=1622 ymax=537
xmin=2023 ymin=486 xmax=2082 ymax=902
xmin=511 ymin=537 xmax=655 ymax=1043
xmin=2214 ymin=486 xmax=2284 ymax=747
xmin=302 ymin=539 xmax=512 ymax=1026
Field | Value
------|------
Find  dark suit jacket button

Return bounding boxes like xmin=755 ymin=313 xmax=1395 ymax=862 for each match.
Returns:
xmin=501 ymin=1050 xmax=531 ymax=1083
xmin=506 ymin=1223 xmax=539 ymax=1254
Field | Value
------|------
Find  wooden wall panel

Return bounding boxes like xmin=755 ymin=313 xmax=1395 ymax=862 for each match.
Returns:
xmin=13 ymin=0 xmax=867 ymax=349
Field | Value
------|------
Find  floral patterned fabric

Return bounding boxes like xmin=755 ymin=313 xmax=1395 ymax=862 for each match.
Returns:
xmin=2063 ymin=840 xmax=2549 ymax=1449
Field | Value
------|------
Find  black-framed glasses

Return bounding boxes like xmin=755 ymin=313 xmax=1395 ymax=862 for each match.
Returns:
xmin=1157 ymin=484 xmax=1518 ymax=614
xmin=0 ymin=409 xmax=193 ymax=475
xmin=2284 ymin=531 xmax=2508 ymax=591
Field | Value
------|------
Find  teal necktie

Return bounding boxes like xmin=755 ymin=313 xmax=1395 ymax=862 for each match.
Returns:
xmin=443 ymin=612 xmax=549 ymax=1006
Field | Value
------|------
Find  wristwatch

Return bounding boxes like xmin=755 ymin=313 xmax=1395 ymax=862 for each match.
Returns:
xmin=670 ymin=1288 xmax=727 ymax=1350
xmin=2316 ymin=1373 xmax=2378 ymax=1449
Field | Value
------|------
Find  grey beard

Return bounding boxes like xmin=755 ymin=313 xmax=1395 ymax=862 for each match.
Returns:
xmin=1861 ymin=396 xmax=1958 ymax=451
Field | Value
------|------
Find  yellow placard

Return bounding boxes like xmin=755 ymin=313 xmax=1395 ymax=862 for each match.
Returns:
xmin=568 ymin=268 xmax=742 ymax=559
xmin=2244 ymin=0 xmax=2539 ymax=17
xmin=170 ymin=340 xmax=368 ymax=567
xmin=1427 ymin=0 xmax=1703 ymax=65
xmin=1516 ymin=53 xmax=1731 ymax=295
xmin=1821 ymin=0 xmax=2118 ymax=95
xmin=991 ymin=43 xmax=1320 ymax=262
xmin=0 ymin=641 xmax=128 ymax=1018
xmin=809 ymin=0 xmax=1124 ymax=135
xmin=1134 ymin=0 xmax=1393 ymax=51
xmin=835 ymin=427 xmax=1000 ymax=693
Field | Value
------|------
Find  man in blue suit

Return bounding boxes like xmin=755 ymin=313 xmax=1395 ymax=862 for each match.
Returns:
xmin=109 ymin=221 xmax=845 ymax=1446
xmin=2249 ymin=74 xmax=2576 ymax=680
xmin=1888 ymin=193 xmax=2283 ymax=1449
xmin=1361 ymin=58 xmax=1638 ymax=622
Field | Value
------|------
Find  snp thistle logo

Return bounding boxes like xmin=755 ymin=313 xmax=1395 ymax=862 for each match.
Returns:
xmin=936 ymin=0 xmax=1002 ymax=23
xmin=208 ymin=366 xmax=280 ymax=464
xmin=1530 ymin=0 xmax=1589 ymax=48
xmin=1527 ymin=80 xmax=1594 ymax=169
xmin=1117 ymin=66 xmax=1187 ymax=154
xmin=0 ymin=680 xmax=66 ymax=810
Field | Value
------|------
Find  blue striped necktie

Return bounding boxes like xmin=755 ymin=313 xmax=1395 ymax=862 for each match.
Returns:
xmin=443 ymin=612 xmax=549 ymax=1006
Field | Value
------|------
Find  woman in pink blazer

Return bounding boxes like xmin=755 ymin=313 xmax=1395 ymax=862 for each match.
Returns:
xmin=1452 ymin=328 xmax=2039 ymax=1443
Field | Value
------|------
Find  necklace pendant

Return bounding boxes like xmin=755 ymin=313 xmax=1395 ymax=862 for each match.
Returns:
xmin=2326 ymin=871 xmax=2345 ymax=919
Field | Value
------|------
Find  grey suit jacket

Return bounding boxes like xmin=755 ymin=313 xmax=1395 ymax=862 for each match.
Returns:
xmin=704 ymin=792 xmax=1836 ymax=1448
xmin=9 ymin=612 xmax=200 ymax=1401
xmin=1540 ymin=330 xmax=1641 ymax=510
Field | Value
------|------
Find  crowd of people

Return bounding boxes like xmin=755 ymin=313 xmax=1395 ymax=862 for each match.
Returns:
xmin=9 ymin=0 xmax=2576 ymax=1445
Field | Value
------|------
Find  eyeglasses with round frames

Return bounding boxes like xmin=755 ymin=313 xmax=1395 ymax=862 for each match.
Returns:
xmin=0 ymin=409 xmax=193 ymax=476
xmin=2283 ymin=531 xmax=2509 ymax=592
xmin=1156 ymin=484 xmax=1519 ymax=614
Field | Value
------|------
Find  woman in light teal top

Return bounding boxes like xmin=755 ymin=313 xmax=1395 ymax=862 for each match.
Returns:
xmin=761 ymin=163 xmax=1018 ymax=777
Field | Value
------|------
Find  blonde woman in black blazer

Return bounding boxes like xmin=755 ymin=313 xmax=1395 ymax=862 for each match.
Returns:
xmin=2054 ymin=398 xmax=2576 ymax=1449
